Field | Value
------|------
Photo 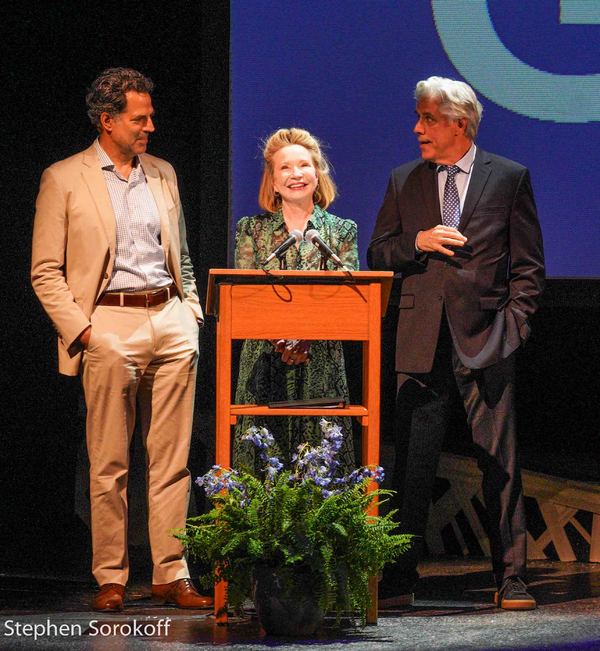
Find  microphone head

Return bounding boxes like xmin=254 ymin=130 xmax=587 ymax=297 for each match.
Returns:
xmin=304 ymin=229 xmax=319 ymax=244
xmin=290 ymin=229 xmax=303 ymax=244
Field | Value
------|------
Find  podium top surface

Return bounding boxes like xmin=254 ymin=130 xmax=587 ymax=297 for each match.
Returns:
xmin=206 ymin=268 xmax=394 ymax=317
xmin=208 ymin=268 xmax=393 ymax=280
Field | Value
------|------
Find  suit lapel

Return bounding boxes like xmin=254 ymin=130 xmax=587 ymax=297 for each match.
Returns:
xmin=81 ymin=145 xmax=115 ymax=253
xmin=142 ymin=156 xmax=171 ymax=262
xmin=419 ymin=162 xmax=441 ymax=229
xmin=459 ymin=148 xmax=492 ymax=232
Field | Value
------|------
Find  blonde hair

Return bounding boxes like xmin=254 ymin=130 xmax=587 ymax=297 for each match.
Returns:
xmin=415 ymin=76 xmax=483 ymax=140
xmin=258 ymin=128 xmax=337 ymax=212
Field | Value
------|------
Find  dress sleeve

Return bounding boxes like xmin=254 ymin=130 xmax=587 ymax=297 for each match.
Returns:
xmin=234 ymin=217 xmax=258 ymax=269
xmin=337 ymin=219 xmax=359 ymax=271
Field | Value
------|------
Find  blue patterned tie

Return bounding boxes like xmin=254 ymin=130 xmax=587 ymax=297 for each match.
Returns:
xmin=442 ymin=165 xmax=461 ymax=229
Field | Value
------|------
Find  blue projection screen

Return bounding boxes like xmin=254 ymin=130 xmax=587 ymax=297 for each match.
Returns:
xmin=231 ymin=0 xmax=599 ymax=278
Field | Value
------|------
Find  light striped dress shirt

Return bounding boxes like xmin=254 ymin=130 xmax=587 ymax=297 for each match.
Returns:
xmin=94 ymin=140 xmax=172 ymax=292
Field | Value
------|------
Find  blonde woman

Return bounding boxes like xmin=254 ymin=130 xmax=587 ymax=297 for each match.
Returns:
xmin=234 ymin=128 xmax=358 ymax=473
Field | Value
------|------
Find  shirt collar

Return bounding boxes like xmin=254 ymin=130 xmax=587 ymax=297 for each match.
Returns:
xmin=436 ymin=143 xmax=477 ymax=175
xmin=273 ymin=204 xmax=326 ymax=232
xmin=94 ymin=139 xmax=115 ymax=170
xmin=93 ymin=139 xmax=143 ymax=178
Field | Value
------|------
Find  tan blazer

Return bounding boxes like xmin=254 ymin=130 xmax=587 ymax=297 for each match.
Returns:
xmin=31 ymin=144 xmax=203 ymax=376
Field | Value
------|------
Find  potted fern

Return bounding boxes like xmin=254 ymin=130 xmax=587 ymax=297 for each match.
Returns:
xmin=176 ymin=420 xmax=411 ymax=636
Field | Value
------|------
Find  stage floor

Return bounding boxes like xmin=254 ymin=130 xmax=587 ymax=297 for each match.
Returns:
xmin=1 ymin=558 xmax=599 ymax=650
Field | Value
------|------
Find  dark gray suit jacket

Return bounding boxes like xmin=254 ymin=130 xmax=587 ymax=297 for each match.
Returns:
xmin=367 ymin=147 xmax=545 ymax=373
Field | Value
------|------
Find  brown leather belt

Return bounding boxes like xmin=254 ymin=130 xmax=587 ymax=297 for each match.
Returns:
xmin=97 ymin=284 xmax=176 ymax=308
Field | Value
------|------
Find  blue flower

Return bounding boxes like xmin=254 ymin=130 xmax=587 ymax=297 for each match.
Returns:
xmin=265 ymin=466 xmax=279 ymax=482
xmin=242 ymin=426 xmax=268 ymax=450
xmin=199 ymin=422 xmax=384 ymax=507
xmin=195 ymin=466 xmax=247 ymax=498
xmin=321 ymin=489 xmax=340 ymax=498
xmin=323 ymin=423 xmax=344 ymax=452
xmin=262 ymin=456 xmax=284 ymax=482
xmin=267 ymin=457 xmax=284 ymax=471
xmin=260 ymin=427 xmax=275 ymax=448
xmin=373 ymin=466 xmax=385 ymax=484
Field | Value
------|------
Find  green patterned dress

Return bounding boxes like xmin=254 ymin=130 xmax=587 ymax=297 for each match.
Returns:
xmin=233 ymin=206 xmax=359 ymax=474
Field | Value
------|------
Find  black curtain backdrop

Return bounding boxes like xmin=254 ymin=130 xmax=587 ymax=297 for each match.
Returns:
xmin=0 ymin=1 xmax=229 ymax=575
xmin=0 ymin=1 xmax=598 ymax=579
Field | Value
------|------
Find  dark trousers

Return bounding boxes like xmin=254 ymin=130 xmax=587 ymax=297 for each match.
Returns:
xmin=390 ymin=316 xmax=527 ymax=588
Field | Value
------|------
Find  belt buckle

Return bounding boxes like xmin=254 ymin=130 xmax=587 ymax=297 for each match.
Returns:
xmin=160 ymin=285 xmax=172 ymax=304
xmin=146 ymin=286 xmax=168 ymax=307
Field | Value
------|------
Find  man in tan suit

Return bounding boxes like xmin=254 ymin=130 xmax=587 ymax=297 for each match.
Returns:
xmin=31 ymin=68 xmax=212 ymax=612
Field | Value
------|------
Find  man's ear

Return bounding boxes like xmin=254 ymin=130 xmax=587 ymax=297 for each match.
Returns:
xmin=99 ymin=112 xmax=113 ymax=133
xmin=456 ymin=117 xmax=467 ymax=134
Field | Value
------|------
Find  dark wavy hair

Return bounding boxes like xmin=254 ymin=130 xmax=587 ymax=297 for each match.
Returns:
xmin=86 ymin=67 xmax=154 ymax=132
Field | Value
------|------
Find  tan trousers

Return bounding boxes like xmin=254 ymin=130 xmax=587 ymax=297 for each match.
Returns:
xmin=81 ymin=296 xmax=199 ymax=586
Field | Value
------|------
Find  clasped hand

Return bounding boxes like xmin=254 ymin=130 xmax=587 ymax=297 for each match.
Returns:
xmin=416 ymin=225 xmax=467 ymax=257
xmin=270 ymin=339 xmax=311 ymax=365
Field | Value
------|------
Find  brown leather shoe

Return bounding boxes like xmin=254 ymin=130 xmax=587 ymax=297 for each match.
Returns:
xmin=152 ymin=578 xmax=213 ymax=609
xmin=92 ymin=583 xmax=125 ymax=612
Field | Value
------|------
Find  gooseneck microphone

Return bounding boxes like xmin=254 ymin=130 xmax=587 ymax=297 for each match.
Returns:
xmin=304 ymin=229 xmax=344 ymax=268
xmin=261 ymin=229 xmax=303 ymax=266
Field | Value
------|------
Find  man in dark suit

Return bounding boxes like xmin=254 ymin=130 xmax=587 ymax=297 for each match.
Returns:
xmin=368 ymin=76 xmax=544 ymax=610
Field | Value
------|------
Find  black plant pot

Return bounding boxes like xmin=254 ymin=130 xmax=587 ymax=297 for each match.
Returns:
xmin=253 ymin=565 xmax=324 ymax=637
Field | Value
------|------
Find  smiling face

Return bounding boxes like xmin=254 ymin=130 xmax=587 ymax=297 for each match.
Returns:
xmin=413 ymin=97 xmax=471 ymax=164
xmin=99 ymin=90 xmax=155 ymax=163
xmin=271 ymin=144 xmax=318 ymax=208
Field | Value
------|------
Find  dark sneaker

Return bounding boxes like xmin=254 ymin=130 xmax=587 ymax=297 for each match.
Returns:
xmin=494 ymin=576 xmax=536 ymax=610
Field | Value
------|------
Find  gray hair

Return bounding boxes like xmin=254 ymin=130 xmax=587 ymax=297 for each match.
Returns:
xmin=415 ymin=76 xmax=483 ymax=140
xmin=86 ymin=67 xmax=154 ymax=132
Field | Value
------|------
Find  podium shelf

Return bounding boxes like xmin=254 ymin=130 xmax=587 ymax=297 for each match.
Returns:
xmin=230 ymin=404 xmax=369 ymax=418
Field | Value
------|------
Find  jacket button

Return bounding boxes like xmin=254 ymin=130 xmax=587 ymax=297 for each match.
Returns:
xmin=104 ymin=273 xmax=109 ymax=279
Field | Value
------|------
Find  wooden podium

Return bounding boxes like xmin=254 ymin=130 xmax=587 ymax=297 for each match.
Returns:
xmin=206 ymin=268 xmax=394 ymax=624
